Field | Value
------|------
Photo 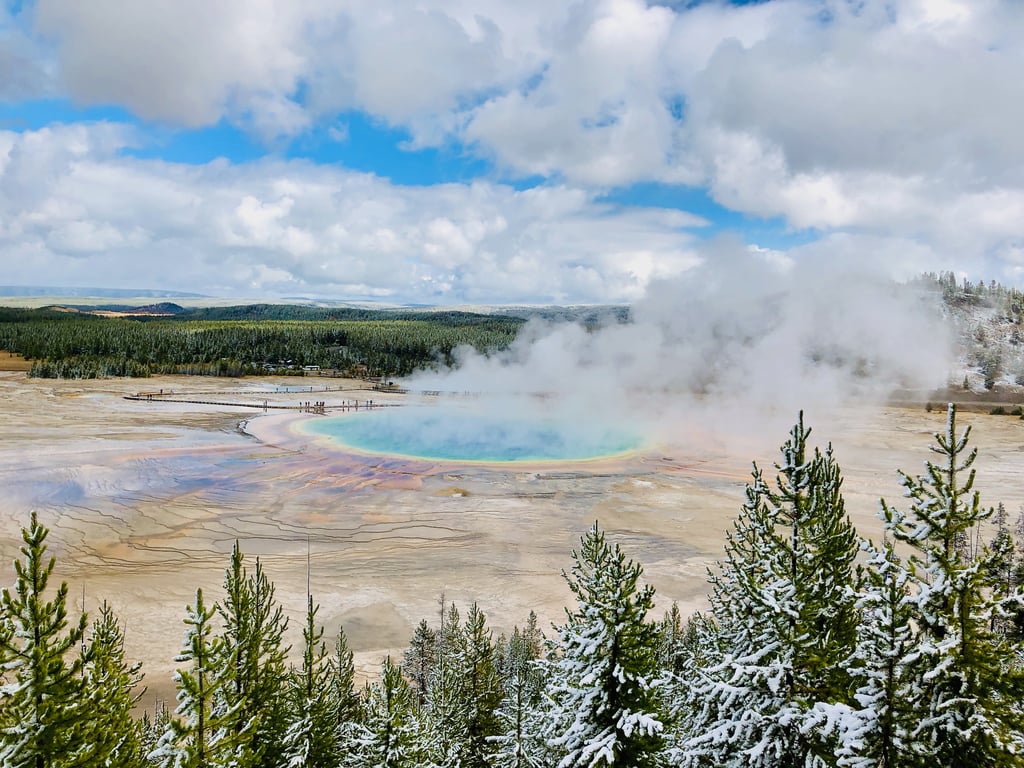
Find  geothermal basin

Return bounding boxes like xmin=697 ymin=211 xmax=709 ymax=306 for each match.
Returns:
xmin=1 ymin=371 xmax=1023 ymax=712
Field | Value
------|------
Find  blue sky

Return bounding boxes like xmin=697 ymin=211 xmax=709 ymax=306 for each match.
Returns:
xmin=0 ymin=0 xmax=1021 ymax=303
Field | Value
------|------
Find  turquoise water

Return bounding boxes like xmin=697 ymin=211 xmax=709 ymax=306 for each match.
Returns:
xmin=302 ymin=407 xmax=641 ymax=462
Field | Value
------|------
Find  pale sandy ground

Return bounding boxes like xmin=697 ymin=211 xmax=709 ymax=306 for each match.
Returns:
xmin=1 ymin=370 xmax=1023 ymax=714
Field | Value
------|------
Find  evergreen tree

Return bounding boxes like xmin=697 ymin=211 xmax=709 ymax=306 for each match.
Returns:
xmin=655 ymin=602 xmax=688 ymax=676
xmin=424 ymin=602 xmax=469 ymax=766
xmin=683 ymin=414 xmax=859 ymax=767
xmin=214 ymin=542 xmax=291 ymax=768
xmin=661 ymin=612 xmax=720 ymax=766
xmin=987 ymin=502 xmax=1018 ymax=637
xmin=822 ymin=539 xmax=918 ymax=768
xmin=492 ymin=624 xmax=546 ymax=768
xmin=0 ymin=512 xmax=90 ymax=768
xmin=81 ymin=600 xmax=146 ymax=767
xmin=154 ymin=588 xmax=232 ymax=768
xmin=542 ymin=522 xmax=665 ymax=768
xmin=331 ymin=626 xmax=363 ymax=740
xmin=879 ymin=403 xmax=1024 ymax=765
xmin=403 ymin=619 xmax=436 ymax=707
xmin=282 ymin=596 xmax=337 ymax=768
xmin=458 ymin=602 xmax=504 ymax=768
xmin=346 ymin=657 xmax=422 ymax=768
xmin=140 ymin=702 xmax=172 ymax=766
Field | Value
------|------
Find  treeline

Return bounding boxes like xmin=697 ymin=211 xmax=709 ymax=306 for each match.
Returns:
xmin=916 ymin=272 xmax=1024 ymax=388
xmin=4 ymin=405 xmax=1024 ymax=766
xmin=917 ymin=270 xmax=1024 ymax=321
xmin=0 ymin=307 xmax=523 ymax=379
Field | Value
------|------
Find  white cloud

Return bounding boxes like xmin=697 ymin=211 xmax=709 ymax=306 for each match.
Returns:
xmin=35 ymin=0 xmax=310 ymax=134
xmin=0 ymin=123 xmax=707 ymax=303
xmin=6 ymin=0 xmax=1024 ymax=288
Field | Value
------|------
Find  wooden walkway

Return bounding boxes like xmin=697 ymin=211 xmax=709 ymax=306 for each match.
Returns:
xmin=123 ymin=394 xmax=395 ymax=413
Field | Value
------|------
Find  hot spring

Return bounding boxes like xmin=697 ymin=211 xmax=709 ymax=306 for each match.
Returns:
xmin=300 ymin=404 xmax=642 ymax=462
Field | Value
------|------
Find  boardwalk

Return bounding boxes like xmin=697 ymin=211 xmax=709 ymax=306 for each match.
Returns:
xmin=124 ymin=385 xmax=398 ymax=413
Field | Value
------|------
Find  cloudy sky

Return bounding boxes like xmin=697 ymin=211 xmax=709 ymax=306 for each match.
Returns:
xmin=0 ymin=0 xmax=1022 ymax=304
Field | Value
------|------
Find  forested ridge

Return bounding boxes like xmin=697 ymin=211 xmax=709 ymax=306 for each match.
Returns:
xmin=3 ymin=404 xmax=1024 ymax=766
xmin=0 ymin=306 xmax=524 ymax=379
xmin=6 ymin=272 xmax=1024 ymax=384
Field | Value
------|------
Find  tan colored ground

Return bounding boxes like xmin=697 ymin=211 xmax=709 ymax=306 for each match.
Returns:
xmin=0 ymin=352 xmax=31 ymax=371
xmin=1 ymin=370 xmax=1023 ymax=713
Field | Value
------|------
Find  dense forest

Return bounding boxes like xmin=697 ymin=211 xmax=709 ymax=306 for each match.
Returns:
xmin=4 ymin=273 xmax=1024 ymax=384
xmin=0 ymin=306 xmax=524 ymax=379
xmin=4 ymin=405 xmax=1024 ymax=766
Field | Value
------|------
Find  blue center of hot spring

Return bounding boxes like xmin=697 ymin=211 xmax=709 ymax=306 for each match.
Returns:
xmin=302 ymin=406 xmax=641 ymax=462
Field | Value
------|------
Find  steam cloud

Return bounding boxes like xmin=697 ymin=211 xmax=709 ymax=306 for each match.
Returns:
xmin=408 ymin=243 xmax=954 ymax=452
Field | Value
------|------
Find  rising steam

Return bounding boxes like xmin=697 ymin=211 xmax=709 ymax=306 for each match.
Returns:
xmin=407 ymin=244 xmax=953 ymax=452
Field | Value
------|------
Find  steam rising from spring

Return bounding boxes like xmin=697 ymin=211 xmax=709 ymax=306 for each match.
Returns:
xmin=409 ymin=246 xmax=953 ymax=451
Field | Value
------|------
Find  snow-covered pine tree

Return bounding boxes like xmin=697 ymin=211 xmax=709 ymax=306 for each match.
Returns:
xmin=423 ymin=602 xmax=469 ymax=766
xmin=153 ymin=588 xmax=231 ymax=768
xmin=140 ymin=701 xmax=172 ymax=765
xmin=403 ymin=619 xmax=436 ymax=707
xmin=821 ymin=538 xmax=918 ymax=768
xmin=655 ymin=602 xmax=685 ymax=675
xmin=214 ymin=542 xmax=291 ymax=768
xmin=492 ymin=623 xmax=546 ymax=768
xmin=0 ymin=512 xmax=91 ymax=768
xmin=682 ymin=413 xmax=859 ymax=768
xmin=987 ymin=502 xmax=1018 ymax=637
xmin=458 ymin=602 xmax=504 ymax=768
xmin=81 ymin=600 xmax=146 ymax=767
xmin=879 ymin=403 xmax=1024 ymax=765
xmin=1012 ymin=505 xmax=1024 ymax=641
xmin=345 ymin=656 xmax=423 ymax=768
xmin=661 ymin=611 xmax=720 ymax=766
xmin=282 ymin=595 xmax=338 ymax=768
xmin=542 ymin=522 xmax=665 ymax=768
xmin=331 ymin=625 xmax=364 ymax=747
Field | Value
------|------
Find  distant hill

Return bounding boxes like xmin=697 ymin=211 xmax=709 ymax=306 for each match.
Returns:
xmin=918 ymin=272 xmax=1024 ymax=391
xmin=86 ymin=302 xmax=187 ymax=316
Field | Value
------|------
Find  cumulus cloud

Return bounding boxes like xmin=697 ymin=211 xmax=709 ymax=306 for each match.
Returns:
xmin=8 ymin=0 xmax=1024 ymax=288
xmin=0 ymin=123 xmax=707 ymax=302
xmin=35 ymin=0 xmax=311 ymax=136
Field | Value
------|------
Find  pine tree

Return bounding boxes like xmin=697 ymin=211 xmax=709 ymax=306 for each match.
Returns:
xmin=81 ymin=600 xmax=146 ymax=767
xmin=879 ymin=403 xmax=1024 ymax=765
xmin=331 ymin=626 xmax=363 ymax=738
xmin=987 ymin=502 xmax=1018 ymax=637
xmin=346 ymin=657 xmax=423 ymax=768
xmin=655 ymin=602 xmax=685 ymax=675
xmin=682 ymin=414 xmax=859 ymax=767
xmin=542 ymin=522 xmax=665 ymax=768
xmin=824 ymin=539 xmax=918 ymax=768
xmin=458 ymin=602 xmax=504 ymax=768
xmin=661 ymin=612 xmax=720 ymax=766
xmin=154 ymin=588 xmax=231 ymax=768
xmin=282 ymin=596 xmax=337 ymax=768
xmin=492 ymin=623 xmax=546 ymax=768
xmin=0 ymin=511 xmax=90 ymax=768
xmin=403 ymin=619 xmax=436 ymax=707
xmin=424 ymin=602 xmax=469 ymax=766
xmin=215 ymin=542 xmax=291 ymax=768
xmin=140 ymin=701 xmax=172 ymax=765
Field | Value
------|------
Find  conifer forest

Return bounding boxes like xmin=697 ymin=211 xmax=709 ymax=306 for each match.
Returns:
xmin=0 ymin=306 xmax=525 ymax=379
xmin=3 ymin=404 xmax=1024 ymax=767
